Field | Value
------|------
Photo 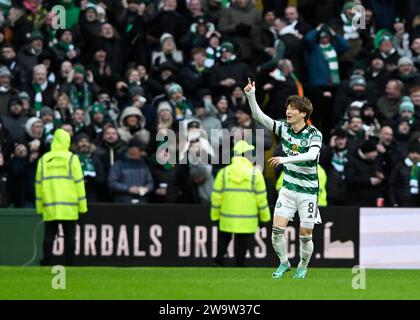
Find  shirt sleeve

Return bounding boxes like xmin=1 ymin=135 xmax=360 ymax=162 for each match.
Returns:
xmin=272 ymin=120 xmax=283 ymax=138
xmin=309 ymin=131 xmax=323 ymax=149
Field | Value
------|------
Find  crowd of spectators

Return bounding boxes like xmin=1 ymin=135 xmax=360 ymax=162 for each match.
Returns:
xmin=0 ymin=0 xmax=420 ymax=208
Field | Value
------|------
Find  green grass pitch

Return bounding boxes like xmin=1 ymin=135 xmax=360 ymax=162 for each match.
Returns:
xmin=0 ymin=267 xmax=419 ymax=300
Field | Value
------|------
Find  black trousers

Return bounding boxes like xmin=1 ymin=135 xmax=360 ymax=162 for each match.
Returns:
xmin=43 ymin=221 xmax=76 ymax=266
xmin=215 ymin=231 xmax=253 ymax=267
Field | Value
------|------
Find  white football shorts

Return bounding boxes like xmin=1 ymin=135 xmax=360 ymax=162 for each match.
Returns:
xmin=274 ymin=187 xmax=322 ymax=227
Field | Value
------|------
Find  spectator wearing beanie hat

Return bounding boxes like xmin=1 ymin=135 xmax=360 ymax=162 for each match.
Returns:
xmin=389 ymin=141 xmax=420 ymax=207
xmin=339 ymin=1 xmax=362 ymax=65
xmin=52 ymin=29 xmax=80 ymax=65
xmin=17 ymin=29 xmax=47 ymax=76
xmin=0 ymin=65 xmax=19 ymax=116
xmin=1 ymin=96 xmax=27 ymax=142
xmin=25 ymin=117 xmax=44 ymax=141
xmin=84 ymin=103 xmax=110 ymax=144
xmin=392 ymin=96 xmax=416 ymax=127
xmin=73 ymin=131 xmax=106 ymax=203
xmin=333 ymin=74 xmax=370 ymax=124
xmin=365 ymin=55 xmax=390 ymax=95
xmin=39 ymin=106 xmax=55 ymax=145
xmin=390 ymin=56 xmax=420 ymax=90
xmin=147 ymin=100 xmax=174 ymax=163
xmin=155 ymin=62 xmax=179 ymax=88
xmin=18 ymin=91 xmax=32 ymax=117
xmin=167 ymin=83 xmax=194 ymax=121
xmin=60 ymin=63 xmax=99 ymax=114
xmin=22 ymin=116 xmax=47 ymax=161
xmin=151 ymin=33 xmax=184 ymax=69
xmin=370 ymin=29 xmax=400 ymax=72
xmin=189 ymin=15 xmax=216 ymax=48
xmin=72 ymin=0 xmax=101 ymax=48
xmin=156 ymin=100 xmax=173 ymax=130
xmin=204 ymin=30 xmax=222 ymax=69
xmin=128 ymin=85 xmax=156 ymax=131
xmin=392 ymin=16 xmax=411 ymax=58
xmin=345 ymin=138 xmax=386 ymax=206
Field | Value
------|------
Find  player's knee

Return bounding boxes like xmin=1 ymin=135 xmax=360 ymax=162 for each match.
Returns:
xmin=299 ymin=228 xmax=312 ymax=237
xmin=273 ymin=215 xmax=288 ymax=229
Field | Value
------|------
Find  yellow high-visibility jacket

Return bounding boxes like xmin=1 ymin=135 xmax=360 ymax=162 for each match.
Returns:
xmin=35 ymin=129 xmax=87 ymax=221
xmin=211 ymin=156 xmax=271 ymax=233
xmin=276 ymin=164 xmax=328 ymax=207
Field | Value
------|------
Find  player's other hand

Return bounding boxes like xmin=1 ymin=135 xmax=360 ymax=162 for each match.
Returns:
xmin=244 ymin=77 xmax=256 ymax=95
xmin=268 ymin=157 xmax=282 ymax=168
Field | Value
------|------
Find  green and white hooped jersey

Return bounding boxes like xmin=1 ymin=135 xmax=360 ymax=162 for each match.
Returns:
xmin=272 ymin=120 xmax=323 ymax=195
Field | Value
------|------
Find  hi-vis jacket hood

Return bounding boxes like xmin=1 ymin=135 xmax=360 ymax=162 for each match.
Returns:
xmin=51 ymin=128 xmax=71 ymax=152
xmin=229 ymin=156 xmax=254 ymax=184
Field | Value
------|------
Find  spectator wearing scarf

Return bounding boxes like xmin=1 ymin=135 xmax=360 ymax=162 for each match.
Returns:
xmin=389 ymin=142 xmax=420 ymax=207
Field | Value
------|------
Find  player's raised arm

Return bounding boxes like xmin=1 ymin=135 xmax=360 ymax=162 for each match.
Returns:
xmin=244 ymin=78 xmax=275 ymax=131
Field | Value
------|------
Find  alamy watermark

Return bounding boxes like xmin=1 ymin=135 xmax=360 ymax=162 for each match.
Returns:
xmin=351 ymin=265 xmax=366 ymax=289
xmin=351 ymin=5 xmax=366 ymax=30
xmin=51 ymin=265 xmax=66 ymax=290
xmin=51 ymin=5 xmax=66 ymax=30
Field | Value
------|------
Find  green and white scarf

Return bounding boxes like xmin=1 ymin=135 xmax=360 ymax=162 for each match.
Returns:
xmin=32 ymin=81 xmax=48 ymax=114
xmin=405 ymin=158 xmax=420 ymax=195
xmin=58 ymin=41 xmax=75 ymax=53
xmin=79 ymin=153 xmax=96 ymax=178
xmin=205 ymin=46 xmax=222 ymax=69
xmin=341 ymin=12 xmax=359 ymax=40
xmin=332 ymin=149 xmax=348 ymax=175
xmin=43 ymin=122 xmax=54 ymax=144
xmin=47 ymin=27 xmax=58 ymax=48
xmin=320 ymin=43 xmax=340 ymax=85
xmin=70 ymin=82 xmax=92 ymax=111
